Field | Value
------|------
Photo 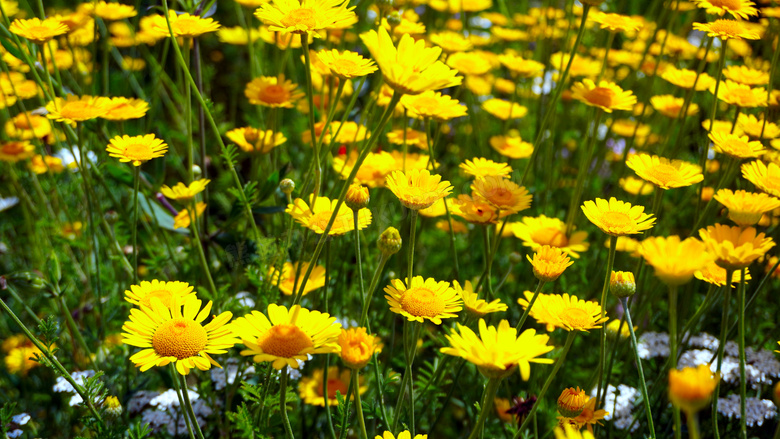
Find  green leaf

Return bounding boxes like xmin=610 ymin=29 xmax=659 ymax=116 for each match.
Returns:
xmin=138 ymin=192 xmax=179 ymax=232
xmin=0 ymin=38 xmax=23 ymax=63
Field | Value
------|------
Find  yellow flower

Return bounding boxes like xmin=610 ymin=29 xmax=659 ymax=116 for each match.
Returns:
xmin=498 ymin=54 xmax=545 ymax=78
xmin=386 ymin=169 xmax=453 ymax=210
xmin=28 ymin=154 xmax=65 ymax=174
xmin=4 ymin=113 xmax=51 ymax=140
xmin=626 ymin=154 xmax=704 ymax=190
xmin=563 ymin=398 xmax=608 ymax=433
xmin=345 ymin=184 xmax=370 ymax=210
xmin=699 ymin=224 xmax=775 ymax=270
xmin=737 ymin=114 xmax=780 ymax=139
xmin=693 ymin=0 xmax=758 ymax=19
xmin=709 ymin=132 xmax=764 ymax=159
xmin=495 ymin=397 xmax=514 ymax=423
xmin=554 ymin=425 xmax=596 ymax=439
xmin=316 ymin=49 xmax=377 ymax=79
xmin=3 ymin=335 xmax=45 ymax=375
xmin=711 ymin=80 xmax=767 ymax=107
xmin=460 ymin=157 xmax=512 ymax=178
xmin=517 ymin=292 xmax=608 ymax=332
xmin=490 ymin=135 xmax=534 ymax=159
xmin=232 ymin=304 xmax=341 ymax=369
xmin=106 ymin=134 xmax=168 ymax=166
xmin=360 ymin=27 xmax=461 ymax=95
xmin=619 ymin=176 xmax=654 ymax=196
xmin=93 ymin=1 xmax=137 ymax=20
xmin=160 ymin=179 xmax=210 ymax=202
xmin=268 ymin=261 xmax=326 ymax=296
xmin=430 ymin=31 xmax=473 ymax=54
xmin=650 ymin=95 xmax=700 ymax=118
xmin=375 ymin=431 xmax=427 ymax=439
xmin=332 ymin=150 xmax=394 ymax=188
xmin=581 ymin=197 xmax=656 ymax=236
xmin=0 ymin=0 xmax=19 ymax=17
xmin=527 ymin=245 xmax=574 ymax=282
xmin=471 ymin=176 xmax=532 ymax=214
xmin=429 ymin=0 xmax=492 ymax=13
xmin=173 ymin=202 xmax=207 ymax=229
xmin=121 ymin=295 xmax=238 ymax=375
xmin=692 ymin=19 xmax=760 ymax=40
xmin=606 ymin=319 xmax=635 ymax=338
xmin=255 ymin=0 xmax=356 ymax=36
xmin=570 ymin=79 xmax=637 ymax=113
xmin=482 ymin=98 xmax=528 ymax=120
xmin=245 ymin=75 xmax=304 ymax=108
xmin=741 ymin=160 xmax=780 ymax=197
xmin=386 ymin=128 xmax=427 ymax=148
xmin=286 ymin=196 xmax=371 ymax=235
xmin=695 ymin=261 xmax=750 ymax=288
xmin=226 ymin=127 xmax=287 ymax=154
xmin=338 ymin=327 xmax=381 ymax=369
xmin=454 ymin=280 xmax=507 ymax=318
xmin=401 ymin=91 xmax=467 ymax=120
xmin=384 ymin=276 xmax=462 ymax=325
xmin=611 ymin=119 xmax=651 ymax=138
xmin=147 ymin=11 xmax=221 ymax=38
xmin=589 ymin=11 xmax=642 ymax=33
xmin=299 ymin=366 xmax=366 ymax=406
xmin=510 ymin=215 xmax=590 ymax=258
xmin=639 ymin=236 xmax=713 ymax=286
xmin=451 ymin=194 xmax=507 ymax=225
xmin=441 ymin=319 xmax=554 ymax=379
xmin=9 ymin=17 xmax=69 ymax=44
xmin=714 ymin=189 xmax=780 ymax=227
xmin=217 ymin=26 xmax=261 ymax=45
xmin=102 ymin=97 xmax=149 ymax=120
xmin=557 ymin=387 xmax=589 ymax=417
xmin=0 ymin=140 xmax=35 ymax=162
xmin=46 ymin=95 xmax=113 ymax=126
xmin=123 ymin=280 xmax=197 ymax=309
xmin=669 ymin=364 xmax=719 ymax=413
xmin=661 ymin=66 xmax=716 ymax=91
xmin=610 ymin=271 xmax=636 ymax=298
xmin=723 ymin=65 xmax=769 ymax=86
xmin=446 ymin=52 xmax=493 ymax=76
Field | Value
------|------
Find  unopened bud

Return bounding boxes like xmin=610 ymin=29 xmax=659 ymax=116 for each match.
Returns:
xmin=509 ymin=252 xmax=522 ymax=265
xmin=192 ymin=164 xmax=202 ymax=177
xmin=345 ymin=184 xmax=370 ymax=211
xmin=378 ymin=227 xmax=402 ymax=256
xmin=386 ymin=11 xmax=402 ymax=28
xmin=279 ymin=178 xmax=295 ymax=195
xmin=610 ymin=271 xmax=636 ymax=299
xmin=103 ymin=396 xmax=123 ymax=417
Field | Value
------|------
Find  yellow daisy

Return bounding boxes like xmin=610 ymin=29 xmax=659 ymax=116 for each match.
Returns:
xmin=268 ymin=261 xmax=326 ymax=296
xmin=453 ymin=280 xmax=508 ymax=318
xmin=709 ymin=132 xmax=764 ymax=159
xmin=299 ymin=366 xmax=366 ymax=406
xmin=451 ymin=194 xmax=509 ymax=225
xmin=121 ymin=295 xmax=238 ymax=375
xmin=46 ymin=95 xmax=113 ymax=126
xmin=286 ymin=196 xmax=371 ymax=235
xmin=712 ymin=80 xmax=767 ymax=107
xmin=4 ymin=113 xmax=51 ymax=140
xmin=245 ymin=75 xmax=304 ymax=108
xmin=639 ymin=236 xmax=713 ymax=286
xmin=589 ymin=11 xmax=642 ymax=33
xmin=581 ymin=198 xmax=656 ymax=236
xmin=570 ymin=79 xmax=637 ymax=113
xmin=160 ymin=179 xmax=210 ymax=202
xmin=460 ymin=158 xmax=512 ymax=178
xmin=28 ymin=155 xmax=65 ymax=174
xmin=741 ymin=160 xmax=780 ymax=197
xmin=692 ymin=20 xmax=760 ymax=40
xmin=316 ymin=49 xmax=377 ymax=79
xmin=385 ymin=169 xmax=453 ymax=210
xmin=92 ymin=1 xmax=137 ymax=21
xmin=693 ymin=0 xmax=758 ymax=19
xmin=661 ymin=66 xmax=716 ymax=91
xmin=0 ymin=140 xmax=35 ymax=162
xmin=723 ymin=65 xmax=769 ymax=86
xmin=619 ymin=176 xmax=654 ymax=196
xmin=626 ymin=154 xmax=704 ymax=190
xmin=332 ymin=150 xmax=394 ymax=188
xmin=737 ymin=114 xmax=780 ymax=139
xmin=148 ymin=11 xmax=221 ymax=38
xmin=106 ymin=134 xmax=168 ymax=166
xmin=714 ymin=189 xmax=780 ymax=227
xmin=446 ymin=52 xmax=493 ymax=77
xmin=255 ymin=0 xmax=356 ymax=36
xmin=401 ymin=91 xmax=467 ymax=120
xmin=699 ymin=224 xmax=775 ymax=270
xmin=360 ymin=27 xmax=461 ymax=95
xmin=441 ymin=319 xmax=554 ymax=379
xmin=173 ymin=202 xmax=207 ymax=229
xmin=510 ymin=215 xmax=590 ymax=258
xmin=232 ymin=304 xmax=341 ymax=369
xmin=338 ymin=327 xmax=381 ymax=369
xmin=517 ymin=292 xmax=608 ymax=332
xmin=123 ymin=280 xmax=197 ymax=309
xmin=489 ymin=135 xmax=534 ymax=159
xmin=650 ymin=95 xmax=700 ymax=118
xmin=498 ymin=54 xmax=545 ymax=78
xmin=471 ymin=176 xmax=532 ymax=214
xmin=695 ymin=261 xmax=750 ymax=288
xmin=226 ymin=127 xmax=287 ymax=154
xmin=669 ymin=364 xmax=719 ymax=414
xmin=527 ymin=245 xmax=574 ymax=282
xmin=384 ymin=276 xmax=462 ymax=325
xmin=9 ymin=17 xmax=69 ymax=44
xmin=102 ymin=97 xmax=149 ymax=121
xmin=482 ymin=98 xmax=528 ymax=120
xmin=430 ymin=31 xmax=473 ymax=54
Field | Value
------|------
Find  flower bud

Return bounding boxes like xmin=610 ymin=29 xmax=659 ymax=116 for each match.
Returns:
xmin=279 ymin=178 xmax=295 ymax=195
xmin=610 ymin=271 xmax=636 ymax=298
xmin=386 ymin=11 xmax=402 ymax=28
xmin=192 ymin=164 xmax=202 ymax=177
xmin=378 ymin=227 xmax=402 ymax=256
xmin=509 ymin=252 xmax=522 ymax=265
xmin=345 ymin=184 xmax=370 ymax=211
xmin=103 ymin=396 xmax=123 ymax=417
xmin=557 ymin=387 xmax=588 ymax=418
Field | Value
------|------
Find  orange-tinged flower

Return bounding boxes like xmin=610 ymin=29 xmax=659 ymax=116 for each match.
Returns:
xmin=384 ymin=276 xmax=461 ymax=325
xmin=316 ymin=49 xmax=376 ymax=79
xmin=723 ymin=65 xmax=769 ymax=86
xmin=255 ymin=0 xmax=356 ymax=36
xmin=709 ymin=132 xmax=764 ymax=159
xmin=564 ymin=398 xmax=608 ymax=433
xmin=338 ymin=327 xmax=381 ymax=369
xmin=570 ymin=79 xmax=636 ymax=113
xmin=694 ymin=0 xmax=758 ymax=19
xmin=581 ymin=198 xmax=656 ymax=236
xmin=650 ymin=95 xmax=699 ymax=118
xmin=460 ymin=157 xmax=512 ymax=178
xmin=626 ymin=154 xmax=703 ymax=190
xmin=669 ymin=364 xmax=719 ymax=413
xmin=589 ymin=11 xmax=642 ymax=33
xmin=299 ymin=366 xmax=366 ymax=406
xmin=737 ymin=114 xmax=780 ymax=139
xmin=173 ymin=202 xmax=206 ymax=229
xmin=401 ymin=91 xmax=467 ymax=121
xmin=5 ymin=113 xmax=51 ymax=140
xmin=0 ymin=140 xmax=35 ymax=162
xmin=106 ymin=134 xmax=168 ymax=166
xmin=471 ymin=176 xmax=532 ymax=214
xmin=711 ymin=80 xmax=767 ymax=107
xmin=557 ymin=387 xmax=589 ymax=418
xmin=28 ymin=154 xmax=65 ymax=174
xmin=511 ymin=215 xmax=590 ymax=258
xmin=226 ymin=127 xmax=287 ymax=154
xmin=693 ymin=19 xmax=760 ymax=40
xmin=699 ymin=224 xmax=775 ymax=270
xmin=46 ymin=95 xmax=113 ymax=126
xmin=639 ymin=236 xmax=713 ymax=286
xmin=714 ymin=189 xmax=780 ymax=227
xmin=286 ymin=195 xmax=371 ymax=235
xmin=517 ymin=292 xmax=608 ymax=332
xmin=386 ymin=169 xmax=453 ymax=210
xmin=102 ymin=97 xmax=149 ymax=120
xmin=527 ymin=245 xmax=574 ymax=282
xmin=245 ymin=75 xmax=304 ymax=108
xmin=695 ymin=261 xmax=750 ymax=288
xmin=268 ymin=261 xmax=326 ymax=296
xmin=451 ymin=194 xmax=509 ymax=225
xmin=9 ymin=17 xmax=69 ymax=43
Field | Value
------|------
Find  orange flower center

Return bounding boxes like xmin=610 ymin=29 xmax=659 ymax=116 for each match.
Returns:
xmin=2 ymin=142 xmax=25 ymax=155
xmin=260 ymin=84 xmax=289 ymax=105
xmin=257 ymin=324 xmax=313 ymax=358
xmin=663 ymin=102 xmax=682 ymax=116
xmin=28 ymin=25 xmax=55 ymax=36
xmin=649 ymin=163 xmax=680 ymax=184
xmin=152 ymin=318 xmax=207 ymax=360
xmin=14 ymin=118 xmax=32 ymax=129
xmin=562 ymin=307 xmax=591 ymax=329
xmin=486 ymin=188 xmax=514 ymax=206
xmin=585 ymin=87 xmax=616 ymax=108
xmin=172 ymin=17 xmax=203 ymax=36
xmin=333 ymin=59 xmax=359 ymax=74
xmin=140 ymin=290 xmax=174 ymax=308
xmin=707 ymin=20 xmax=743 ymax=36
xmin=600 ymin=211 xmax=632 ymax=229
xmin=709 ymin=0 xmax=741 ymax=10
xmin=410 ymin=96 xmax=440 ymax=115
xmin=309 ymin=209 xmax=336 ymax=231
xmin=281 ymin=8 xmax=316 ymax=29
xmin=121 ymin=143 xmax=155 ymax=161
xmin=319 ymin=377 xmax=349 ymax=399
xmin=531 ymin=227 xmax=570 ymax=247
xmin=401 ymin=287 xmax=445 ymax=318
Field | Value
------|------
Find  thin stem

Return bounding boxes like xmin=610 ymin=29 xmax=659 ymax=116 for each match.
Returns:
xmin=189 ymin=201 xmax=218 ymax=298
xmin=622 ymin=297 xmax=656 ymax=438
xmin=466 ymin=378 xmax=501 ymax=439
xmin=180 ymin=374 xmax=206 ymax=439
xmin=595 ymin=235 xmax=618 ymax=408
xmin=169 ymin=364 xmax=196 ymax=439
xmin=279 ymin=368 xmax=295 ymax=439
xmin=565 ymin=109 xmax=605 ymax=235
xmin=712 ymin=278 xmax=732 ymax=439
xmin=407 ymin=210 xmax=418 ymax=283
xmin=737 ymin=267 xmax=747 ymax=439
xmin=517 ymin=279 xmax=546 ymax=329
xmin=301 ymin=39 xmax=322 ymax=197
xmin=359 ymin=254 xmax=389 ymax=327
xmin=132 ymin=167 xmax=140 ymax=283
xmin=353 ymin=370 xmax=368 ymax=439
xmin=670 ymin=285 xmax=681 ymax=439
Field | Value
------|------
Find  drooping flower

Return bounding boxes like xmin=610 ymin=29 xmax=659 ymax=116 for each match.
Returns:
xmin=299 ymin=366 xmax=366 ymax=406
xmin=160 ymin=179 xmax=210 ymax=202
xmin=714 ymin=189 xmax=780 ymax=227
xmin=638 ymin=236 xmax=713 ymax=286
xmin=286 ymin=196 xmax=371 ymax=235
xmin=268 ymin=261 xmax=326 ymax=296
xmin=360 ymin=27 xmax=461 ymax=95
xmin=626 ymin=154 xmax=704 ymax=190
xmin=122 ymin=295 xmax=238 ymax=375
xmin=384 ymin=276 xmax=462 ymax=325
xmin=581 ymin=198 xmax=656 ymax=236
xmin=106 ymin=134 xmax=168 ymax=166
xmin=699 ymin=224 xmax=775 ymax=270
xmin=510 ymin=215 xmax=590 ymax=258
xmin=454 ymin=280 xmax=507 ymax=318
xmin=669 ymin=364 xmax=719 ymax=413
xmin=385 ymin=169 xmax=453 ymax=210
xmin=517 ymin=292 xmax=608 ymax=332
xmin=231 ymin=304 xmax=341 ymax=369
xmin=123 ymin=280 xmax=197 ymax=309
xmin=441 ymin=319 xmax=554 ymax=379
xmin=255 ymin=0 xmax=356 ymax=36
xmin=245 ymin=75 xmax=304 ymax=108
xmin=570 ymin=79 xmax=637 ymax=113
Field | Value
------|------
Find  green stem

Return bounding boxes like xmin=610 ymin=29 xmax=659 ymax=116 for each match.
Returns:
xmin=359 ymin=254 xmax=389 ymax=327
xmin=565 ymin=109 xmax=604 ymax=235
xmin=189 ymin=201 xmax=218 ymax=298
xmin=517 ymin=279 xmax=546 ymax=329
xmin=301 ymin=38 xmax=322 ymax=197
xmin=132 ymin=167 xmax=140 ymax=283
xmin=597 ymin=31 xmax=616 ymax=83
xmin=353 ymin=370 xmax=368 ymax=439
xmin=279 ymin=368 xmax=295 ymax=439
xmin=622 ymin=297 xmax=656 ymax=438
xmin=169 ymin=364 xmax=196 ymax=439
xmin=712 ymin=276 xmax=732 ymax=439
xmin=407 ymin=209 xmax=418 ymax=283
xmin=180 ymin=374 xmax=206 ymax=439
xmin=466 ymin=378 xmax=501 ymax=439
xmin=737 ymin=267 xmax=747 ymax=439
xmin=687 ymin=411 xmax=700 ymax=439
xmin=514 ymin=331 xmax=577 ymax=438
xmin=595 ymin=235 xmax=618 ymax=407
xmin=670 ymin=285 xmax=681 ymax=439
